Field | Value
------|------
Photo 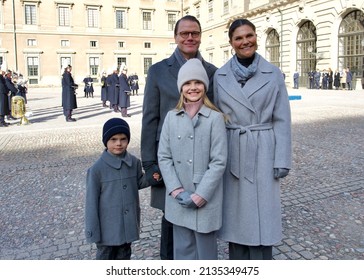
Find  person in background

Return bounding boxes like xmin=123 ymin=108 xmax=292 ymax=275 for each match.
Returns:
xmin=0 ymin=62 xmax=10 ymax=127
xmin=308 ymin=70 xmax=314 ymax=89
xmin=214 ymin=18 xmax=292 ymax=260
xmin=5 ymin=70 xmax=18 ymax=121
xmin=346 ymin=67 xmax=353 ymax=90
xmin=293 ymin=70 xmax=299 ymax=89
xmin=118 ymin=65 xmax=131 ymax=117
xmin=100 ymin=71 xmax=108 ymax=107
xmin=108 ymin=67 xmax=120 ymax=112
xmin=141 ymin=15 xmax=217 ymax=260
xmin=17 ymin=73 xmax=28 ymax=103
xmin=328 ymin=68 xmax=333 ymax=90
xmin=333 ymin=69 xmax=341 ymax=90
xmin=85 ymin=118 xmax=158 ymax=260
xmin=340 ymin=68 xmax=346 ymax=90
xmin=158 ymin=59 xmax=227 ymax=260
xmin=83 ymin=75 xmax=94 ymax=98
xmin=61 ymin=64 xmax=78 ymax=122
xmin=314 ymin=69 xmax=321 ymax=89
xmin=129 ymin=73 xmax=139 ymax=96
xmin=321 ymin=69 xmax=328 ymax=90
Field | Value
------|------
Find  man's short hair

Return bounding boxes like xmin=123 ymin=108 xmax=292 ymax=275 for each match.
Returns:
xmin=174 ymin=15 xmax=201 ymax=36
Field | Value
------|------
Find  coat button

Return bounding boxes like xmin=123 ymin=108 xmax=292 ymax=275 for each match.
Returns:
xmin=178 ymin=135 xmax=181 ymax=139
xmin=123 ymin=185 xmax=127 ymax=189
xmin=188 ymin=159 xmax=192 ymax=163
xmin=189 ymin=135 xmax=193 ymax=139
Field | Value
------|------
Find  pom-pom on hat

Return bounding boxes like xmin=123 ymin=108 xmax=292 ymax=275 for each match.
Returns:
xmin=177 ymin=58 xmax=209 ymax=93
xmin=102 ymin=118 xmax=130 ymax=146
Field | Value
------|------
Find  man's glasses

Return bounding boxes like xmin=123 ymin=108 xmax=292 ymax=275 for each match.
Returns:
xmin=178 ymin=31 xmax=201 ymax=39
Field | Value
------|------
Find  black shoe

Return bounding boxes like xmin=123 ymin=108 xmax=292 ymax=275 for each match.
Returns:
xmin=66 ymin=117 xmax=76 ymax=122
xmin=0 ymin=122 xmax=9 ymax=127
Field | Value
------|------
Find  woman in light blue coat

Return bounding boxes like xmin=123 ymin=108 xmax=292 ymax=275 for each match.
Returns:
xmin=158 ymin=59 xmax=227 ymax=260
xmin=214 ymin=19 xmax=292 ymax=260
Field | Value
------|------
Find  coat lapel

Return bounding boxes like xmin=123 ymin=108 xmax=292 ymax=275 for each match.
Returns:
xmin=167 ymin=55 xmax=180 ymax=80
xmin=216 ymin=63 xmax=256 ymax=113
xmin=216 ymin=56 xmax=274 ymax=111
xmin=243 ymin=57 xmax=273 ymax=98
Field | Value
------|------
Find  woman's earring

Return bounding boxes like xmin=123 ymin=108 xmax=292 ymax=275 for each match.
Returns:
xmin=231 ymin=48 xmax=235 ymax=56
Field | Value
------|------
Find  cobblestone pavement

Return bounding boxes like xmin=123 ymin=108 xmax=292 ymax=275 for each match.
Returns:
xmin=0 ymin=87 xmax=363 ymax=260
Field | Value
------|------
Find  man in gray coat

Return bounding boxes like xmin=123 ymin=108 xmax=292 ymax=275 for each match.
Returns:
xmin=141 ymin=15 xmax=217 ymax=260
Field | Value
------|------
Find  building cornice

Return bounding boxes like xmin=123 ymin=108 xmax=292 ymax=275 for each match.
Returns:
xmin=229 ymin=0 xmax=299 ymax=25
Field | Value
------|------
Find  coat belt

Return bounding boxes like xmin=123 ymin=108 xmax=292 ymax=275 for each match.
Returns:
xmin=226 ymin=123 xmax=273 ymax=183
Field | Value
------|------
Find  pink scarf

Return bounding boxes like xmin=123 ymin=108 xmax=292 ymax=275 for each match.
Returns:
xmin=183 ymin=99 xmax=203 ymax=118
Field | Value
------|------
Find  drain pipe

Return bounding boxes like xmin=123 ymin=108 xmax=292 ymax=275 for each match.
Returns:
xmin=277 ymin=8 xmax=283 ymax=70
xmin=12 ymin=0 xmax=18 ymax=71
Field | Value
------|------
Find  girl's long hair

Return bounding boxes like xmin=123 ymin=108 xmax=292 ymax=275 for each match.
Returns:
xmin=175 ymin=85 xmax=228 ymax=122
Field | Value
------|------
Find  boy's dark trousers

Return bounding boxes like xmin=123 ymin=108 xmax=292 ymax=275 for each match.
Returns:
xmin=96 ymin=243 xmax=131 ymax=260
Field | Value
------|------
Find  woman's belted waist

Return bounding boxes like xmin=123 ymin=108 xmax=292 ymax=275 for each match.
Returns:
xmin=226 ymin=123 xmax=273 ymax=183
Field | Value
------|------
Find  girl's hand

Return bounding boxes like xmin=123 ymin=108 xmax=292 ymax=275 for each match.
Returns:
xmin=170 ymin=187 xmax=184 ymax=198
xmin=191 ymin=193 xmax=206 ymax=208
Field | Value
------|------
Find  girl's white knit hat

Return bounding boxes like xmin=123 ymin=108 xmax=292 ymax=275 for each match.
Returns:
xmin=177 ymin=58 xmax=209 ymax=92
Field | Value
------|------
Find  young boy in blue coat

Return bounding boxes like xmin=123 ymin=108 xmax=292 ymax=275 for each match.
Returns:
xmin=85 ymin=118 xmax=158 ymax=259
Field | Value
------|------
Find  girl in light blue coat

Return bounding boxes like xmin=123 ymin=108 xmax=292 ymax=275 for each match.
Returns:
xmin=158 ymin=59 xmax=228 ymax=260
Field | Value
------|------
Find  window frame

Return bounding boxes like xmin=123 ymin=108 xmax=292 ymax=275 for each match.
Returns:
xmin=86 ymin=6 xmax=100 ymax=28
xmin=142 ymin=10 xmax=153 ymax=30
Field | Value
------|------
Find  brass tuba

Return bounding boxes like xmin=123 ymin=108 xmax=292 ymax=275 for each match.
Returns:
xmin=11 ymin=96 xmax=30 ymax=125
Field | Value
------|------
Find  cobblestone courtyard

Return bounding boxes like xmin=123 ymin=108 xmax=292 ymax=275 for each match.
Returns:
xmin=0 ymin=87 xmax=363 ymax=260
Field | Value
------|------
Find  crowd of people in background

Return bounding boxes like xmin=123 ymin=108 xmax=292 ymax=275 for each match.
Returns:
xmin=306 ymin=67 xmax=354 ymax=90
xmin=99 ymin=65 xmax=140 ymax=118
xmin=61 ymin=63 xmax=141 ymax=122
xmin=0 ymin=62 xmax=28 ymax=127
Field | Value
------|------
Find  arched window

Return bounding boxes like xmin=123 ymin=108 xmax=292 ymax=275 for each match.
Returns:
xmin=266 ymin=29 xmax=280 ymax=68
xmin=338 ymin=10 xmax=364 ymax=78
xmin=296 ymin=21 xmax=317 ymax=88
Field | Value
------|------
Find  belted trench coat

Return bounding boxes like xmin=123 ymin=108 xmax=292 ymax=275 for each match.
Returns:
xmin=214 ymin=55 xmax=292 ymax=246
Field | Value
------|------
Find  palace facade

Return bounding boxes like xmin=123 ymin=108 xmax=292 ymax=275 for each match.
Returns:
xmin=0 ymin=0 xmax=363 ymax=89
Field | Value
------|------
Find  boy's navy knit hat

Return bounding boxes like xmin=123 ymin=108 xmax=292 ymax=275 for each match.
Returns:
xmin=177 ymin=58 xmax=209 ymax=92
xmin=102 ymin=118 xmax=130 ymax=146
